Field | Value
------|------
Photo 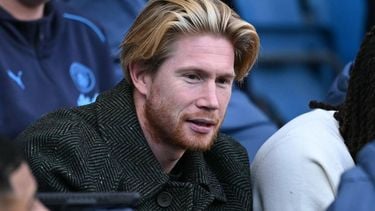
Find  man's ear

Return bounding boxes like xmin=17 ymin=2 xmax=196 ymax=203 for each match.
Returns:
xmin=128 ymin=62 xmax=150 ymax=96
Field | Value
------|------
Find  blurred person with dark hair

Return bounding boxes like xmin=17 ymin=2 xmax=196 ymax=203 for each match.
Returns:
xmin=0 ymin=136 xmax=48 ymax=211
xmin=0 ymin=0 xmax=116 ymax=139
xmin=252 ymin=26 xmax=375 ymax=211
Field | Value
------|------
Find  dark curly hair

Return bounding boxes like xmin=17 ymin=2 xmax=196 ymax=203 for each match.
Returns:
xmin=310 ymin=25 xmax=375 ymax=160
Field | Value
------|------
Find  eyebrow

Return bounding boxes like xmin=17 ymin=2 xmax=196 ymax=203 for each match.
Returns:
xmin=176 ymin=67 xmax=236 ymax=79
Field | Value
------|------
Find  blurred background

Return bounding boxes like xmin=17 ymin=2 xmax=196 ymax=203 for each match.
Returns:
xmin=230 ymin=0 xmax=368 ymax=126
xmin=61 ymin=0 xmax=370 ymax=127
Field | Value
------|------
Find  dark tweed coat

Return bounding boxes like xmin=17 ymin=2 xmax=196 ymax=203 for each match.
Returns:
xmin=18 ymin=80 xmax=252 ymax=210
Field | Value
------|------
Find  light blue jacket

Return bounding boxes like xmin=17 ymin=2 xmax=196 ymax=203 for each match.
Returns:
xmin=328 ymin=141 xmax=375 ymax=211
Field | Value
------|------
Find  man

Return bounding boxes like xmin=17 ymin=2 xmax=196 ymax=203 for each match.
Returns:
xmin=0 ymin=0 xmax=116 ymax=139
xmin=59 ymin=0 xmax=278 ymax=163
xmin=0 ymin=137 xmax=48 ymax=211
xmin=19 ymin=0 xmax=259 ymax=209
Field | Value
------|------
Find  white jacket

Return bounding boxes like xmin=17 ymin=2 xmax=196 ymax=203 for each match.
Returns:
xmin=252 ymin=109 xmax=355 ymax=211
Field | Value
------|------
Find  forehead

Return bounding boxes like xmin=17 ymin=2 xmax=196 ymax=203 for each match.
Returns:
xmin=172 ymin=34 xmax=234 ymax=56
xmin=165 ymin=34 xmax=235 ymax=74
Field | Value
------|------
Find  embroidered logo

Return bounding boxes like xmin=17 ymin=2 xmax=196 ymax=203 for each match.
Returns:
xmin=7 ymin=69 xmax=25 ymax=90
xmin=69 ymin=62 xmax=98 ymax=106
xmin=69 ymin=62 xmax=96 ymax=94
xmin=77 ymin=93 xmax=99 ymax=106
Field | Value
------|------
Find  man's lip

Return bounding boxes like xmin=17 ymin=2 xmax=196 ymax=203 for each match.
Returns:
xmin=187 ymin=118 xmax=217 ymax=126
xmin=187 ymin=118 xmax=218 ymax=134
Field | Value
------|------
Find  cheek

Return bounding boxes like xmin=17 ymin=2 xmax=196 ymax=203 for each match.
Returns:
xmin=219 ymin=90 xmax=232 ymax=109
xmin=163 ymin=86 xmax=192 ymax=105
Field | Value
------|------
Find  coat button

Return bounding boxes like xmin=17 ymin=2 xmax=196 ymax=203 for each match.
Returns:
xmin=157 ymin=191 xmax=173 ymax=208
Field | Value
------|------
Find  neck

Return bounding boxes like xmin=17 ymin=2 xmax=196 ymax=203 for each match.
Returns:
xmin=0 ymin=0 xmax=45 ymax=21
xmin=133 ymin=91 xmax=185 ymax=174
xmin=145 ymin=138 xmax=185 ymax=174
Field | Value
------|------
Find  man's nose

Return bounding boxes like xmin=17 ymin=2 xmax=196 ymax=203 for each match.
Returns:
xmin=196 ymin=81 xmax=219 ymax=110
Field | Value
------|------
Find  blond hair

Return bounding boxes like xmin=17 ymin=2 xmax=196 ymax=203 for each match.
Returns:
xmin=120 ymin=0 xmax=259 ymax=85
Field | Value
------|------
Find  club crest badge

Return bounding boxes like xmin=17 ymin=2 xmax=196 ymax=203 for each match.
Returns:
xmin=69 ymin=62 xmax=96 ymax=94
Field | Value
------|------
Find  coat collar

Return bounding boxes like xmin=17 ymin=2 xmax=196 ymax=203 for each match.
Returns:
xmin=95 ymin=80 xmax=227 ymax=203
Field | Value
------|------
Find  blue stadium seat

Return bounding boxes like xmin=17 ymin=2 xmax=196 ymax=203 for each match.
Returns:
xmin=233 ymin=0 xmax=346 ymax=123
xmin=305 ymin=0 xmax=366 ymax=63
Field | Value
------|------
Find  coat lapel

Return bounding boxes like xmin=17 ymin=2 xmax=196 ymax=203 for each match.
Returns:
xmin=178 ymin=150 xmax=227 ymax=204
xmin=95 ymin=80 xmax=168 ymax=202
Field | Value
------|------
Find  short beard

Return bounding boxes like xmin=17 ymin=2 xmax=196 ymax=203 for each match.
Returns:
xmin=144 ymin=97 xmax=218 ymax=152
xmin=172 ymin=118 xmax=218 ymax=151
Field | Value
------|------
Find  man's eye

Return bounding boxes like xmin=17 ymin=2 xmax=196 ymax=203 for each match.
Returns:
xmin=216 ymin=78 xmax=231 ymax=86
xmin=217 ymin=78 xmax=228 ymax=84
xmin=184 ymin=74 xmax=200 ymax=82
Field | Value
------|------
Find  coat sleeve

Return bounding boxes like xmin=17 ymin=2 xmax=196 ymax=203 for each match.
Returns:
xmin=17 ymin=110 xmax=104 ymax=192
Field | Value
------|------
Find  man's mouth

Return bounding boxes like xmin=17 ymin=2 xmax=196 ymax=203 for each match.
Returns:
xmin=187 ymin=118 xmax=217 ymax=134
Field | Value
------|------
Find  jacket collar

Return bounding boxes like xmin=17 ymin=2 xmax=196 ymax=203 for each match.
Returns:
xmin=95 ymin=80 xmax=226 ymax=203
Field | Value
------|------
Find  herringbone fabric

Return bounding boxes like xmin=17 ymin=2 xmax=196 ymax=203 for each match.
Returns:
xmin=18 ymin=80 xmax=252 ymax=210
